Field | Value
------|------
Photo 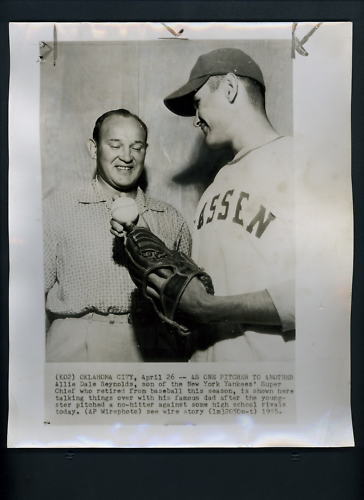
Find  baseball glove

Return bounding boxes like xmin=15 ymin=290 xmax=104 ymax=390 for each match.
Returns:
xmin=124 ymin=227 xmax=214 ymax=335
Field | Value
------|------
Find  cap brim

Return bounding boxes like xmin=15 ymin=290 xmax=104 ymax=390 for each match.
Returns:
xmin=163 ymin=75 xmax=209 ymax=117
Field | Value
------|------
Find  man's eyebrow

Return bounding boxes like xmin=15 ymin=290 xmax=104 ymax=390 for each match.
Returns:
xmin=107 ymin=139 xmax=146 ymax=145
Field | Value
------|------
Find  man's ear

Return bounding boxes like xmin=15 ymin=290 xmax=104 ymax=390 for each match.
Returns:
xmin=224 ymin=72 xmax=239 ymax=104
xmin=88 ymin=138 xmax=97 ymax=159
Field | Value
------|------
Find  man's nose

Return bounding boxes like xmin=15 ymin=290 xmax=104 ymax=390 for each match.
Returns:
xmin=193 ymin=110 xmax=201 ymax=128
xmin=118 ymin=148 xmax=132 ymax=162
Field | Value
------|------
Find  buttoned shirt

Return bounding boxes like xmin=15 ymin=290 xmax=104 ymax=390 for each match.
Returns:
xmin=44 ymin=179 xmax=191 ymax=317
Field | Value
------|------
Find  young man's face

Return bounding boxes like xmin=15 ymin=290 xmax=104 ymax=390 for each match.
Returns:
xmin=96 ymin=115 xmax=147 ymax=191
xmin=193 ymin=79 xmax=230 ymax=148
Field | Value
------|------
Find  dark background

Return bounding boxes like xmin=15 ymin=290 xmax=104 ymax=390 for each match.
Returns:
xmin=1 ymin=2 xmax=363 ymax=500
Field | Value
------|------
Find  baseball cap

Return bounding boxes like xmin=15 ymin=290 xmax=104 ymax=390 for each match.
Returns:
xmin=164 ymin=48 xmax=265 ymax=117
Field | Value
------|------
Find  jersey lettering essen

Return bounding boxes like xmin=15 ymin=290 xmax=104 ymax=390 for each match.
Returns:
xmin=196 ymin=189 xmax=276 ymax=238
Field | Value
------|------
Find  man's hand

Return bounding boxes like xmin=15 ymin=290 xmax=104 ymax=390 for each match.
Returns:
xmin=110 ymin=219 xmax=134 ymax=238
xmin=110 ymin=218 xmax=126 ymax=238
xmin=145 ymin=269 xmax=213 ymax=322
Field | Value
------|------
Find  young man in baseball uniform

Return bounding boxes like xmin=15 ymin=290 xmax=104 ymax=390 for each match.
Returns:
xmin=148 ymin=48 xmax=295 ymax=362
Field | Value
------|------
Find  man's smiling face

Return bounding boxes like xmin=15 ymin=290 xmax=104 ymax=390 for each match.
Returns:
xmin=96 ymin=115 xmax=147 ymax=191
xmin=193 ymin=78 xmax=230 ymax=149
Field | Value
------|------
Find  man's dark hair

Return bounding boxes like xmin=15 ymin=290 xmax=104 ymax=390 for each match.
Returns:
xmin=241 ymin=76 xmax=266 ymax=111
xmin=208 ymin=74 xmax=266 ymax=112
xmin=92 ymin=108 xmax=148 ymax=144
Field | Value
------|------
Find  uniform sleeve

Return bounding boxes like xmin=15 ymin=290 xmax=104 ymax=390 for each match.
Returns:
xmin=175 ymin=220 xmax=192 ymax=256
xmin=43 ymin=198 xmax=57 ymax=294
xmin=267 ymin=280 xmax=295 ymax=332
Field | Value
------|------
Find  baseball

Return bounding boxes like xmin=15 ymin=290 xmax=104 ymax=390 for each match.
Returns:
xmin=111 ymin=197 xmax=139 ymax=225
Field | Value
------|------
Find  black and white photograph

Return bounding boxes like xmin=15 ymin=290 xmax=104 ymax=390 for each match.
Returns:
xmin=42 ymin=39 xmax=294 ymax=364
xmin=8 ymin=22 xmax=353 ymax=447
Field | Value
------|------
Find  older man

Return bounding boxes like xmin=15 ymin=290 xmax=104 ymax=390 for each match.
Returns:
xmin=147 ymin=48 xmax=295 ymax=362
xmin=44 ymin=108 xmax=191 ymax=362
